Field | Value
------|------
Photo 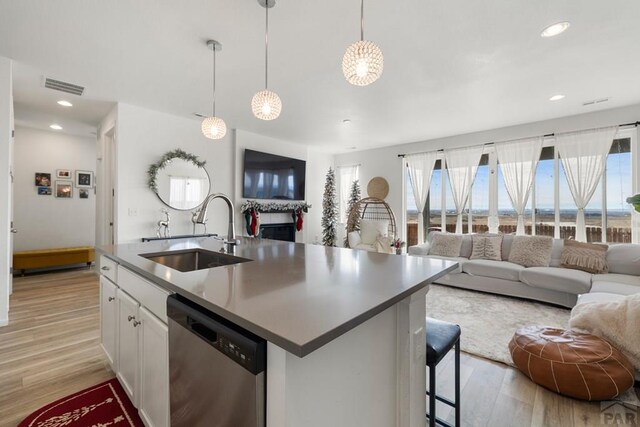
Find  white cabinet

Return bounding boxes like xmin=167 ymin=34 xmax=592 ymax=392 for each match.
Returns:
xmin=117 ymin=288 xmax=140 ymax=406
xmin=139 ymin=306 xmax=169 ymax=427
xmin=99 ymin=276 xmax=118 ymax=369
xmin=99 ymin=261 xmax=170 ymax=427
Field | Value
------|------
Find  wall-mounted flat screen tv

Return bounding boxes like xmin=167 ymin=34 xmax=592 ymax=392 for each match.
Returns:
xmin=243 ymin=149 xmax=306 ymax=200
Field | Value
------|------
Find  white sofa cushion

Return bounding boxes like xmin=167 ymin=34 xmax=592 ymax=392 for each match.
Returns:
xmin=519 ymin=267 xmax=592 ymax=294
xmin=577 ymin=292 xmax=626 ymax=306
xmin=463 ymin=259 xmax=524 ymax=281
xmin=347 ymin=231 xmax=362 ymax=248
xmin=590 ymin=274 xmax=640 ymax=296
xmin=421 ymin=255 xmax=467 ymax=274
xmin=408 ymin=242 xmax=430 ymax=256
xmin=606 ymin=244 xmax=640 ymax=276
xmin=592 ymin=273 xmax=640 ymax=287
xmin=353 ymin=243 xmax=376 ymax=252
xmin=360 ymin=219 xmax=388 ymax=245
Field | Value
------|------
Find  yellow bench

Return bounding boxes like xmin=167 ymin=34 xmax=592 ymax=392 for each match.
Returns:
xmin=13 ymin=247 xmax=95 ymax=276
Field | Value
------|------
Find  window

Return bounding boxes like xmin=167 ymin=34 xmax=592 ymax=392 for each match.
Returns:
xmin=429 ymin=162 xmax=443 ymax=231
xmin=470 ymin=154 xmax=490 ymax=233
xmin=606 ymin=139 xmax=632 ymax=243
xmin=338 ymin=165 xmax=359 ymax=223
xmin=534 ymin=147 xmax=555 ymax=237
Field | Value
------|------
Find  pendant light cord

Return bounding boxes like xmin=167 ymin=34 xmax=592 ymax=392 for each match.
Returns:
xmin=360 ymin=0 xmax=364 ymax=41
xmin=265 ymin=3 xmax=269 ymax=89
xmin=212 ymin=45 xmax=217 ymax=116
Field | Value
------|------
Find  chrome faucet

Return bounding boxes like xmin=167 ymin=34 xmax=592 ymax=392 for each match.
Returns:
xmin=196 ymin=193 xmax=237 ymax=247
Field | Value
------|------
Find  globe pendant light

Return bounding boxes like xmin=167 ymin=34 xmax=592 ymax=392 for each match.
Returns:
xmin=202 ymin=40 xmax=227 ymax=139
xmin=252 ymin=0 xmax=282 ymax=121
xmin=342 ymin=0 xmax=384 ymax=86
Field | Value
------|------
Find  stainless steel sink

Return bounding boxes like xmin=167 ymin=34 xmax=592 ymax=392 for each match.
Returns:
xmin=140 ymin=249 xmax=251 ymax=272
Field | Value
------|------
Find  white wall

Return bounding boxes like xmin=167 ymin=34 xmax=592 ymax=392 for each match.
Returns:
xmin=335 ymin=103 xmax=640 ymax=241
xmin=234 ymin=130 xmax=334 ymax=244
xmin=114 ymin=103 xmax=234 ymax=243
xmin=0 ymin=57 xmax=12 ymax=325
xmin=13 ymin=126 xmax=96 ymax=251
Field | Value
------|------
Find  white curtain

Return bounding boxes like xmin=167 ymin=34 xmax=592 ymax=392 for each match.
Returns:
xmin=556 ymin=126 xmax=618 ymax=242
xmin=445 ymin=146 xmax=484 ymax=234
xmin=495 ymin=137 xmax=543 ymax=235
xmin=338 ymin=165 xmax=360 ymax=223
xmin=406 ymin=152 xmax=438 ymax=244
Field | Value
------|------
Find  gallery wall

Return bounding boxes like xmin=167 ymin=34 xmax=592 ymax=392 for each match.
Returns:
xmin=13 ymin=126 xmax=97 ymax=251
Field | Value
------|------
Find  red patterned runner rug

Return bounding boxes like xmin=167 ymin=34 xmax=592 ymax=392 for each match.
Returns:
xmin=18 ymin=378 xmax=144 ymax=427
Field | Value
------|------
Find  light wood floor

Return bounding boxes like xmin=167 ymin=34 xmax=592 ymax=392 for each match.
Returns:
xmin=0 ymin=270 xmax=637 ymax=427
xmin=0 ymin=269 xmax=114 ymax=427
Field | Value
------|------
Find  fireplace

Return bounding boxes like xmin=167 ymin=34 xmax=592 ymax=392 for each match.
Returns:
xmin=260 ymin=223 xmax=295 ymax=242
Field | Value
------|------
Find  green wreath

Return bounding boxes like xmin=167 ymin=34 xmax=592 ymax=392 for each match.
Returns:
xmin=147 ymin=149 xmax=206 ymax=193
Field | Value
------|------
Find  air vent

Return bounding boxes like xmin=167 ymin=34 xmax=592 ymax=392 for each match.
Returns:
xmin=583 ymin=98 xmax=609 ymax=107
xmin=44 ymin=77 xmax=85 ymax=96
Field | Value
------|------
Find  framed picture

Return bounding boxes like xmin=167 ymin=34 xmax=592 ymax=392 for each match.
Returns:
xmin=37 ymin=186 xmax=52 ymax=195
xmin=79 ymin=189 xmax=89 ymax=199
xmin=57 ymin=169 xmax=71 ymax=179
xmin=75 ymin=170 xmax=93 ymax=188
xmin=35 ymin=173 xmax=51 ymax=187
xmin=55 ymin=180 xmax=73 ymax=198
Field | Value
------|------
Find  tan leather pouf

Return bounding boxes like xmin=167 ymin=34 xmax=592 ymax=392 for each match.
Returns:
xmin=509 ymin=326 xmax=634 ymax=401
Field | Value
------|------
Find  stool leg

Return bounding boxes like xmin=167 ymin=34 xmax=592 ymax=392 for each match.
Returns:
xmin=455 ymin=340 xmax=461 ymax=427
xmin=429 ymin=364 xmax=436 ymax=427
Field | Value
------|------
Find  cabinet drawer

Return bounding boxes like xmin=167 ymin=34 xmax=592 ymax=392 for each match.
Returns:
xmin=100 ymin=255 xmax=118 ymax=283
xmin=117 ymin=266 xmax=171 ymax=323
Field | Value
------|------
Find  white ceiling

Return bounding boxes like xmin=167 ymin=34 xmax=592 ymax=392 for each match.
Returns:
xmin=1 ymin=0 xmax=639 ymax=151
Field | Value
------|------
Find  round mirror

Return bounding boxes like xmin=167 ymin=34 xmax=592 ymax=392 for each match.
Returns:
xmin=149 ymin=152 xmax=211 ymax=210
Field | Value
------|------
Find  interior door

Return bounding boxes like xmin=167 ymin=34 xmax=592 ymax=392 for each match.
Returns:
xmin=8 ymin=94 xmax=14 ymax=295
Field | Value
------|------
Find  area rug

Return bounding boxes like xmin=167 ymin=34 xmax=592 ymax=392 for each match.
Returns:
xmin=19 ymin=378 xmax=144 ymax=427
xmin=425 ymin=284 xmax=640 ymax=405
xmin=425 ymin=284 xmax=572 ymax=366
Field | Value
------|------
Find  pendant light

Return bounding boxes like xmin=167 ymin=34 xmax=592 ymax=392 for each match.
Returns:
xmin=251 ymin=0 xmax=282 ymax=120
xmin=342 ymin=0 xmax=384 ymax=86
xmin=202 ymin=40 xmax=227 ymax=139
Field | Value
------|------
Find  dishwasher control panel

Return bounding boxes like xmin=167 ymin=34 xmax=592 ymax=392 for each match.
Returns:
xmin=217 ymin=336 xmax=254 ymax=369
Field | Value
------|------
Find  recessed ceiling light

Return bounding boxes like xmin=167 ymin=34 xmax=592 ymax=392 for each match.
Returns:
xmin=49 ymin=124 xmax=63 ymax=130
xmin=541 ymin=22 xmax=570 ymax=38
xmin=549 ymin=94 xmax=565 ymax=101
xmin=342 ymin=119 xmax=352 ymax=125
xmin=57 ymin=100 xmax=73 ymax=107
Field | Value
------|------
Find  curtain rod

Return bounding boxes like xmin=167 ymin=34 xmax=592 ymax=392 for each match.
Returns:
xmin=397 ymin=121 xmax=639 ymax=158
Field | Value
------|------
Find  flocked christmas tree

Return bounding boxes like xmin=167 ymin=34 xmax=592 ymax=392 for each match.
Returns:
xmin=321 ymin=167 xmax=338 ymax=246
xmin=344 ymin=179 xmax=361 ymax=247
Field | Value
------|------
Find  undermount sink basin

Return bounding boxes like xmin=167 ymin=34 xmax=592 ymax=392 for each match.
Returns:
xmin=140 ymin=248 xmax=251 ymax=272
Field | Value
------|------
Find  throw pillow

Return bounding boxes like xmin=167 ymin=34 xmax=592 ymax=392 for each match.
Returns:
xmin=347 ymin=231 xmax=362 ymax=248
xmin=429 ymin=233 xmax=463 ymax=258
xmin=561 ymin=239 xmax=608 ymax=274
xmin=359 ymin=219 xmax=389 ymax=245
xmin=470 ymin=235 xmax=503 ymax=261
xmin=374 ymin=236 xmax=394 ymax=254
xmin=508 ymin=235 xmax=553 ymax=267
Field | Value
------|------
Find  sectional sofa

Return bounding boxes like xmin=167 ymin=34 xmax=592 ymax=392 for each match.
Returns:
xmin=408 ymin=232 xmax=640 ymax=308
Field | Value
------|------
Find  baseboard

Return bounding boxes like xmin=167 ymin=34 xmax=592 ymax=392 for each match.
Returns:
xmin=0 ymin=318 xmax=8 ymax=327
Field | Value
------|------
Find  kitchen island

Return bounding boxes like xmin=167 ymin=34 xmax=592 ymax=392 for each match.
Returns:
xmin=98 ymin=237 xmax=457 ymax=427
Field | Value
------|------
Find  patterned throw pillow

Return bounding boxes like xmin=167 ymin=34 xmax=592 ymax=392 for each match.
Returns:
xmin=561 ymin=240 xmax=608 ymax=274
xmin=508 ymin=235 xmax=553 ymax=267
xmin=470 ymin=235 xmax=503 ymax=261
xmin=429 ymin=233 xmax=463 ymax=258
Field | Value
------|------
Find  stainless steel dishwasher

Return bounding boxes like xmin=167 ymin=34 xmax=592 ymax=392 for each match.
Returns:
xmin=167 ymin=295 xmax=266 ymax=427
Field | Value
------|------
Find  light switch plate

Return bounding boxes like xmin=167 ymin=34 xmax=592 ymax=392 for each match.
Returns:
xmin=128 ymin=208 xmax=138 ymax=217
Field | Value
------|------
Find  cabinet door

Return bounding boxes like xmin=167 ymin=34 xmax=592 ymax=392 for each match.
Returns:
xmin=117 ymin=289 xmax=140 ymax=407
xmin=99 ymin=276 xmax=118 ymax=369
xmin=138 ymin=306 xmax=169 ymax=427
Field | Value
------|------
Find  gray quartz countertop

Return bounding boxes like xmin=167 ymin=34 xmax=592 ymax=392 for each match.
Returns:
xmin=99 ymin=237 xmax=457 ymax=357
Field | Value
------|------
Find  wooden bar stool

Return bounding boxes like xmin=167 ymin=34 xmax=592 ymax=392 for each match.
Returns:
xmin=426 ymin=317 xmax=461 ymax=427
